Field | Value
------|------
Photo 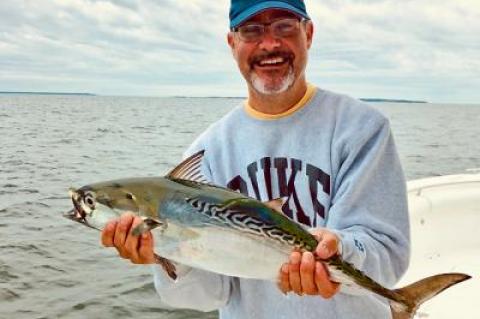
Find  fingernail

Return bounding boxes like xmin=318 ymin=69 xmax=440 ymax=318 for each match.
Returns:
xmin=290 ymin=252 xmax=301 ymax=264
xmin=316 ymin=243 xmax=329 ymax=256
xmin=304 ymin=252 xmax=313 ymax=262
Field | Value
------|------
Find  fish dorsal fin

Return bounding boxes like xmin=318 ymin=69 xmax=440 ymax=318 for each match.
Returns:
xmin=264 ymin=197 xmax=288 ymax=214
xmin=166 ymin=150 xmax=207 ymax=183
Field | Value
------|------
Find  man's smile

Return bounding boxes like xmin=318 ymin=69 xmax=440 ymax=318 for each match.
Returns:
xmin=257 ymin=56 xmax=287 ymax=67
xmin=250 ymin=52 xmax=294 ymax=71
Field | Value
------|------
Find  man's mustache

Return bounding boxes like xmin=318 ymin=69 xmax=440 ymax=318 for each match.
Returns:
xmin=249 ymin=51 xmax=294 ymax=66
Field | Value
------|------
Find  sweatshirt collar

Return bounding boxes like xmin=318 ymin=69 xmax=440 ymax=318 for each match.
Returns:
xmin=244 ymin=83 xmax=316 ymax=120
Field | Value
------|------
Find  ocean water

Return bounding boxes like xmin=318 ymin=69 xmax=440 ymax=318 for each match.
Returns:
xmin=0 ymin=95 xmax=478 ymax=319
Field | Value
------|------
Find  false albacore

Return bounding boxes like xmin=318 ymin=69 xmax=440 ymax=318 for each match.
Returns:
xmin=65 ymin=150 xmax=471 ymax=319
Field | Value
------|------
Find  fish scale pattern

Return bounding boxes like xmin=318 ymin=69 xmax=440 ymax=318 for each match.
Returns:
xmin=186 ymin=197 xmax=309 ymax=249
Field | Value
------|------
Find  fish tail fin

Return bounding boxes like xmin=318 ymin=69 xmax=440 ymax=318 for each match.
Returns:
xmin=390 ymin=273 xmax=471 ymax=319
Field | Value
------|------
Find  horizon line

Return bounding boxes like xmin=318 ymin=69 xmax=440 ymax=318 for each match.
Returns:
xmin=0 ymin=91 xmax=431 ymax=103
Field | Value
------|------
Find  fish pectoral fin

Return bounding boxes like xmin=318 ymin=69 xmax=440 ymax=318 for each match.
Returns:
xmin=154 ymin=254 xmax=177 ymax=281
xmin=131 ymin=217 xmax=164 ymax=236
xmin=264 ymin=197 xmax=288 ymax=213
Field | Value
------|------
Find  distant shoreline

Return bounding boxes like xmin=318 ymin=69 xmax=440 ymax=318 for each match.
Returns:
xmin=360 ymin=98 xmax=427 ymax=104
xmin=0 ymin=92 xmax=427 ymax=103
xmin=0 ymin=92 xmax=96 ymax=96
xmin=174 ymin=96 xmax=428 ymax=103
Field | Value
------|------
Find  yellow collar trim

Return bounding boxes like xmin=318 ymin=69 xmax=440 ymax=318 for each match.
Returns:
xmin=244 ymin=84 xmax=316 ymax=120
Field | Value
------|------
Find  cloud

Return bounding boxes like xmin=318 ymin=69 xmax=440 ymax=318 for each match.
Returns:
xmin=307 ymin=0 xmax=480 ymax=102
xmin=0 ymin=0 xmax=478 ymax=102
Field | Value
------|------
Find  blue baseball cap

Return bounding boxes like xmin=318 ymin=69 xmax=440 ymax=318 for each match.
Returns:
xmin=230 ymin=0 xmax=310 ymax=29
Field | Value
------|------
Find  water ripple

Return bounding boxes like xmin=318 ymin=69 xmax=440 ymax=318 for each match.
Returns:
xmin=0 ymin=96 xmax=478 ymax=319
xmin=0 ymin=288 xmax=21 ymax=301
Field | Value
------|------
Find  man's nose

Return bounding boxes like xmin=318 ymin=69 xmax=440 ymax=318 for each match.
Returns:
xmin=258 ymin=28 xmax=281 ymax=50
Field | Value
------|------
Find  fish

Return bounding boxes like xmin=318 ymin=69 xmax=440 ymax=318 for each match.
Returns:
xmin=65 ymin=150 xmax=471 ymax=319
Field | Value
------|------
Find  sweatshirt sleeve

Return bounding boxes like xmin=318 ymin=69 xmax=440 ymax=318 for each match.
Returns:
xmin=150 ymin=143 xmax=233 ymax=312
xmin=152 ymin=264 xmax=232 ymax=312
xmin=327 ymin=115 xmax=410 ymax=290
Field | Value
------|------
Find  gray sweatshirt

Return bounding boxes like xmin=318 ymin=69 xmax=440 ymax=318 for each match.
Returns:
xmin=152 ymin=86 xmax=410 ymax=319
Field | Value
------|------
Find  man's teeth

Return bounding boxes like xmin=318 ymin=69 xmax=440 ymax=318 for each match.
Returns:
xmin=258 ymin=57 xmax=285 ymax=66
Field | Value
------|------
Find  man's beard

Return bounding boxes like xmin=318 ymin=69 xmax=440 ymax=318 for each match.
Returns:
xmin=248 ymin=50 xmax=295 ymax=95
xmin=250 ymin=65 xmax=295 ymax=95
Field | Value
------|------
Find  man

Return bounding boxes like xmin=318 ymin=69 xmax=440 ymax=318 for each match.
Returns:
xmin=101 ymin=0 xmax=410 ymax=318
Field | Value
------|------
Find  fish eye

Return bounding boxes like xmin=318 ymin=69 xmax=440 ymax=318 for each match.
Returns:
xmin=84 ymin=193 xmax=96 ymax=209
xmin=125 ymin=193 xmax=135 ymax=201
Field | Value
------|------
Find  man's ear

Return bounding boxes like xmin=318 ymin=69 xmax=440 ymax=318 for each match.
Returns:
xmin=227 ymin=32 xmax=237 ymax=58
xmin=305 ymin=21 xmax=314 ymax=49
xmin=227 ymin=32 xmax=235 ymax=49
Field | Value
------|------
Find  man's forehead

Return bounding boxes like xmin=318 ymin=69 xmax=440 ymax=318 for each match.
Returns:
xmin=243 ymin=8 xmax=299 ymax=23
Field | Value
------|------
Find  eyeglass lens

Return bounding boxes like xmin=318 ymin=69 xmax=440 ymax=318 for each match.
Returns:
xmin=237 ymin=18 xmax=301 ymax=42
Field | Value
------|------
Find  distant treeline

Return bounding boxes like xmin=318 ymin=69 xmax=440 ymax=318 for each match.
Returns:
xmin=0 ymin=92 xmax=427 ymax=103
xmin=0 ymin=92 xmax=95 ymax=96
xmin=360 ymin=98 xmax=427 ymax=103
xmin=174 ymin=96 xmax=427 ymax=103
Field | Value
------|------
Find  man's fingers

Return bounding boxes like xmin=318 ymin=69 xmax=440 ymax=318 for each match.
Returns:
xmin=314 ymin=231 xmax=339 ymax=260
xmin=288 ymin=251 xmax=302 ymax=295
xmin=113 ymin=214 xmax=134 ymax=258
xmin=138 ymin=232 xmax=155 ymax=264
xmin=314 ymin=261 xmax=340 ymax=298
xmin=277 ymin=263 xmax=291 ymax=294
xmin=279 ymin=228 xmax=341 ymax=299
xmin=299 ymin=252 xmax=317 ymax=295
xmin=312 ymin=228 xmax=341 ymax=298
xmin=101 ymin=220 xmax=117 ymax=247
xmin=125 ymin=216 xmax=143 ymax=263
xmin=101 ymin=212 xmax=155 ymax=265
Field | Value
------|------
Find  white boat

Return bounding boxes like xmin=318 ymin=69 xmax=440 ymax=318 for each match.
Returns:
xmin=400 ymin=172 xmax=480 ymax=318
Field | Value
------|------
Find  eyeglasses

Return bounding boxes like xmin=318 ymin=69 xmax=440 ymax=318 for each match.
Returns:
xmin=232 ymin=18 xmax=307 ymax=43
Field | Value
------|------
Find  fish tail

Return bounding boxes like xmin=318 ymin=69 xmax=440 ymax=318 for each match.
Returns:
xmin=390 ymin=273 xmax=471 ymax=319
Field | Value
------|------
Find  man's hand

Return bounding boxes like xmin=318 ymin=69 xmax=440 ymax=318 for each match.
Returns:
xmin=101 ymin=213 xmax=156 ymax=264
xmin=277 ymin=228 xmax=340 ymax=298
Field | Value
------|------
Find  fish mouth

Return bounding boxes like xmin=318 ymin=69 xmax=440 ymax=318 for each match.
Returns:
xmin=65 ymin=188 xmax=87 ymax=224
xmin=63 ymin=208 xmax=86 ymax=223
xmin=63 ymin=207 xmax=99 ymax=231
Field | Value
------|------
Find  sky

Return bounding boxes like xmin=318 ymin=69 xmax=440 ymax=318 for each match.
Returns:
xmin=0 ymin=0 xmax=479 ymax=103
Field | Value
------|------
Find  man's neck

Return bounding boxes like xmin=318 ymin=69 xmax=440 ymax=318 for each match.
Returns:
xmin=247 ymin=79 xmax=308 ymax=115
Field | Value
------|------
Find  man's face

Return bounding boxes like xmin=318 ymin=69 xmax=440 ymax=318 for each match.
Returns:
xmin=228 ymin=9 xmax=313 ymax=95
